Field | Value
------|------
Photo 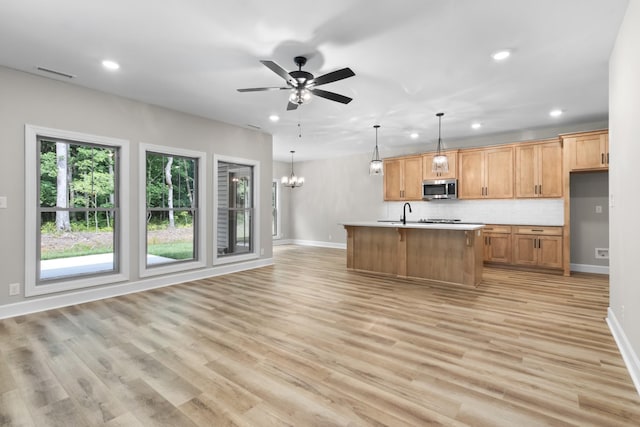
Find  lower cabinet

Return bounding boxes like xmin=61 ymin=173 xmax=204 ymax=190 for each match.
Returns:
xmin=483 ymin=225 xmax=512 ymax=264
xmin=483 ymin=225 xmax=563 ymax=271
xmin=512 ymin=226 xmax=563 ymax=269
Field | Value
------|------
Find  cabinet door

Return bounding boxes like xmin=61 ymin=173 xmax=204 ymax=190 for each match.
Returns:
xmin=485 ymin=233 xmax=512 ymax=264
xmin=538 ymin=236 xmax=563 ymax=268
xmin=568 ymin=134 xmax=608 ymax=170
xmin=485 ymin=147 xmax=514 ymax=198
xmin=513 ymin=235 xmax=537 ymax=266
xmin=458 ymin=150 xmax=484 ymax=198
xmin=539 ymin=142 xmax=563 ymax=197
xmin=515 ymin=145 xmax=537 ymax=198
xmin=403 ymin=156 xmax=424 ymax=200
xmin=423 ymin=151 xmax=457 ymax=180
xmin=383 ymin=159 xmax=402 ymax=201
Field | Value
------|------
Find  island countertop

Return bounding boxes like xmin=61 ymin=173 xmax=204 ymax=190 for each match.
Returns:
xmin=341 ymin=221 xmax=485 ymax=231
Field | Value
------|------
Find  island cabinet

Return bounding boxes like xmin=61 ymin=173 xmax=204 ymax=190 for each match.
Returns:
xmin=383 ymin=155 xmax=423 ymax=201
xmin=562 ymin=129 xmax=609 ymax=171
xmin=343 ymin=222 xmax=484 ymax=287
xmin=515 ymin=140 xmax=563 ymax=198
xmin=422 ymin=150 xmax=458 ymax=180
xmin=482 ymin=225 xmax=512 ymax=264
xmin=458 ymin=146 xmax=514 ymax=199
xmin=512 ymin=226 xmax=563 ymax=269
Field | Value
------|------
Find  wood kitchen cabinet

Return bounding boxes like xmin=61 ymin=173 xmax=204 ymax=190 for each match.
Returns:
xmin=383 ymin=155 xmax=423 ymax=201
xmin=515 ymin=140 xmax=563 ymax=198
xmin=483 ymin=225 xmax=512 ymax=264
xmin=512 ymin=226 xmax=563 ymax=269
xmin=563 ymin=129 xmax=609 ymax=171
xmin=422 ymin=150 xmax=458 ymax=180
xmin=458 ymin=145 xmax=514 ymax=199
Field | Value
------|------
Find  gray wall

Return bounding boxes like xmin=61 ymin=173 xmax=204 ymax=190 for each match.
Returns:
xmin=0 ymin=66 xmax=273 ymax=306
xmin=609 ymin=0 xmax=640 ymax=379
xmin=570 ymin=172 xmax=609 ymax=267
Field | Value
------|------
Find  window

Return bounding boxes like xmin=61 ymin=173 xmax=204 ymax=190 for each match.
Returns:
xmin=272 ymin=180 xmax=280 ymax=238
xmin=25 ymin=125 xmax=129 ymax=296
xmin=214 ymin=156 xmax=260 ymax=264
xmin=139 ymin=144 xmax=206 ymax=276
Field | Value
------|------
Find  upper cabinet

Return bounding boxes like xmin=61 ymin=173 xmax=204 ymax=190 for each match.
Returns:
xmin=383 ymin=155 xmax=423 ymax=201
xmin=562 ymin=130 xmax=609 ymax=171
xmin=422 ymin=150 xmax=458 ymax=180
xmin=458 ymin=146 xmax=514 ymax=199
xmin=515 ymin=140 xmax=563 ymax=198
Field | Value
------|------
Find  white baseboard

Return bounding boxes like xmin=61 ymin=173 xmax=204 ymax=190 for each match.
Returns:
xmin=607 ymin=307 xmax=640 ymax=396
xmin=291 ymin=239 xmax=347 ymax=250
xmin=570 ymin=263 xmax=609 ymax=275
xmin=0 ymin=258 xmax=273 ymax=320
xmin=272 ymin=239 xmax=293 ymax=246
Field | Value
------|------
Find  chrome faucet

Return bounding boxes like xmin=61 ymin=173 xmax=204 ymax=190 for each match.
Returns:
xmin=402 ymin=202 xmax=412 ymax=225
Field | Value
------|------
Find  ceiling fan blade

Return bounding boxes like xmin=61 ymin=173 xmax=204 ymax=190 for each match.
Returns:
xmin=311 ymin=68 xmax=355 ymax=87
xmin=237 ymin=87 xmax=289 ymax=92
xmin=260 ymin=60 xmax=298 ymax=87
xmin=287 ymin=102 xmax=299 ymax=111
xmin=310 ymin=88 xmax=353 ymax=104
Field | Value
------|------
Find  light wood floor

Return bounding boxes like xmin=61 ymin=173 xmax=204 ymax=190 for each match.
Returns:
xmin=1 ymin=245 xmax=639 ymax=426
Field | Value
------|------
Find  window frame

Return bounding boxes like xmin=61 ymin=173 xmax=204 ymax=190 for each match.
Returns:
xmin=138 ymin=143 xmax=206 ymax=277
xmin=213 ymin=154 xmax=260 ymax=265
xmin=272 ymin=179 xmax=281 ymax=239
xmin=25 ymin=124 xmax=130 ymax=297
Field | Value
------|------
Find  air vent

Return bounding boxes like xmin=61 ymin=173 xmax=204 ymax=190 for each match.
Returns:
xmin=36 ymin=66 xmax=76 ymax=79
xmin=247 ymin=124 xmax=261 ymax=130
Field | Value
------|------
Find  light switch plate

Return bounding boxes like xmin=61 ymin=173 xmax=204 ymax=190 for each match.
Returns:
xmin=0 ymin=196 xmax=7 ymax=209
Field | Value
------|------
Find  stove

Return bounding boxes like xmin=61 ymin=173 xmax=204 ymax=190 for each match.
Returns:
xmin=418 ymin=218 xmax=462 ymax=224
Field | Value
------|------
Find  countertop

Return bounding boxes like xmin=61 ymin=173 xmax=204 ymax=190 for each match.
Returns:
xmin=342 ymin=221 xmax=485 ymax=231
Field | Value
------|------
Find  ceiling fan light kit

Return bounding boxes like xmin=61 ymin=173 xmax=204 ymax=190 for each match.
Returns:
xmin=369 ymin=125 xmax=383 ymax=176
xmin=432 ymin=112 xmax=449 ymax=174
xmin=238 ymin=56 xmax=355 ymax=111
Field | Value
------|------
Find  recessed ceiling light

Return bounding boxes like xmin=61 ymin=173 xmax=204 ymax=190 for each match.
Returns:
xmin=471 ymin=122 xmax=482 ymax=130
xmin=492 ymin=50 xmax=511 ymax=61
xmin=410 ymin=132 xmax=419 ymax=139
xmin=269 ymin=114 xmax=280 ymax=122
xmin=549 ymin=109 xmax=563 ymax=117
xmin=102 ymin=60 xmax=120 ymax=70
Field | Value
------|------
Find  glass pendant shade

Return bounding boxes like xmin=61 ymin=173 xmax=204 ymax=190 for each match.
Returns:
xmin=282 ymin=150 xmax=304 ymax=188
xmin=369 ymin=125 xmax=384 ymax=176
xmin=432 ymin=112 xmax=449 ymax=173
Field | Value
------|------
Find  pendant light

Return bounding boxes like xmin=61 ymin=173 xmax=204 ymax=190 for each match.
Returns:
xmin=432 ymin=112 xmax=449 ymax=173
xmin=282 ymin=150 xmax=304 ymax=188
xmin=369 ymin=125 xmax=383 ymax=176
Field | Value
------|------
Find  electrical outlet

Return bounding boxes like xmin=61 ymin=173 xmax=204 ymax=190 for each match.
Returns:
xmin=595 ymin=205 xmax=602 ymax=214
xmin=0 ymin=196 xmax=7 ymax=209
xmin=595 ymin=248 xmax=609 ymax=259
xmin=260 ymin=248 xmax=264 ymax=255
xmin=9 ymin=282 xmax=20 ymax=296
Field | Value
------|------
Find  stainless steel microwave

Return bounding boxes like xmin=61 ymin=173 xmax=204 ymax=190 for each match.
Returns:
xmin=422 ymin=179 xmax=457 ymax=200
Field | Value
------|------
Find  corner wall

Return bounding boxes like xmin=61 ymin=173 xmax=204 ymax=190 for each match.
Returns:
xmin=608 ymin=0 xmax=640 ymax=393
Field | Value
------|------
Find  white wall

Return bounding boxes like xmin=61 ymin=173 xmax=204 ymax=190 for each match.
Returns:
xmin=0 ymin=66 xmax=273 ymax=309
xmin=609 ymin=0 xmax=640 ymax=392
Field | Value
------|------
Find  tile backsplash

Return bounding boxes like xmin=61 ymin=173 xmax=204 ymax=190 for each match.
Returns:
xmin=384 ymin=198 xmax=564 ymax=226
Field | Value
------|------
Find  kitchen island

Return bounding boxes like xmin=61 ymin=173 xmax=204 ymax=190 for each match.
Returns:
xmin=342 ymin=222 xmax=485 ymax=286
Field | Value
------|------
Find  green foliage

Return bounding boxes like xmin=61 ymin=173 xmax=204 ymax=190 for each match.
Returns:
xmin=148 ymin=242 xmax=194 ymax=260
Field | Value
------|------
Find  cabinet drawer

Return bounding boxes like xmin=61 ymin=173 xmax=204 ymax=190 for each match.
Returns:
xmin=482 ymin=225 xmax=511 ymax=234
xmin=514 ymin=226 xmax=562 ymax=236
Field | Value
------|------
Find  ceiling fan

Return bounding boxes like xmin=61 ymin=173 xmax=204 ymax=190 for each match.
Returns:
xmin=237 ymin=56 xmax=355 ymax=111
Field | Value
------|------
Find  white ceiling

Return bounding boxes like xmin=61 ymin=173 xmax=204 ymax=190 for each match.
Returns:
xmin=0 ymin=0 xmax=628 ymax=161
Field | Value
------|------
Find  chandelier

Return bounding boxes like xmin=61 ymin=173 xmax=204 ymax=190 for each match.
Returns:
xmin=282 ymin=150 xmax=304 ymax=188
